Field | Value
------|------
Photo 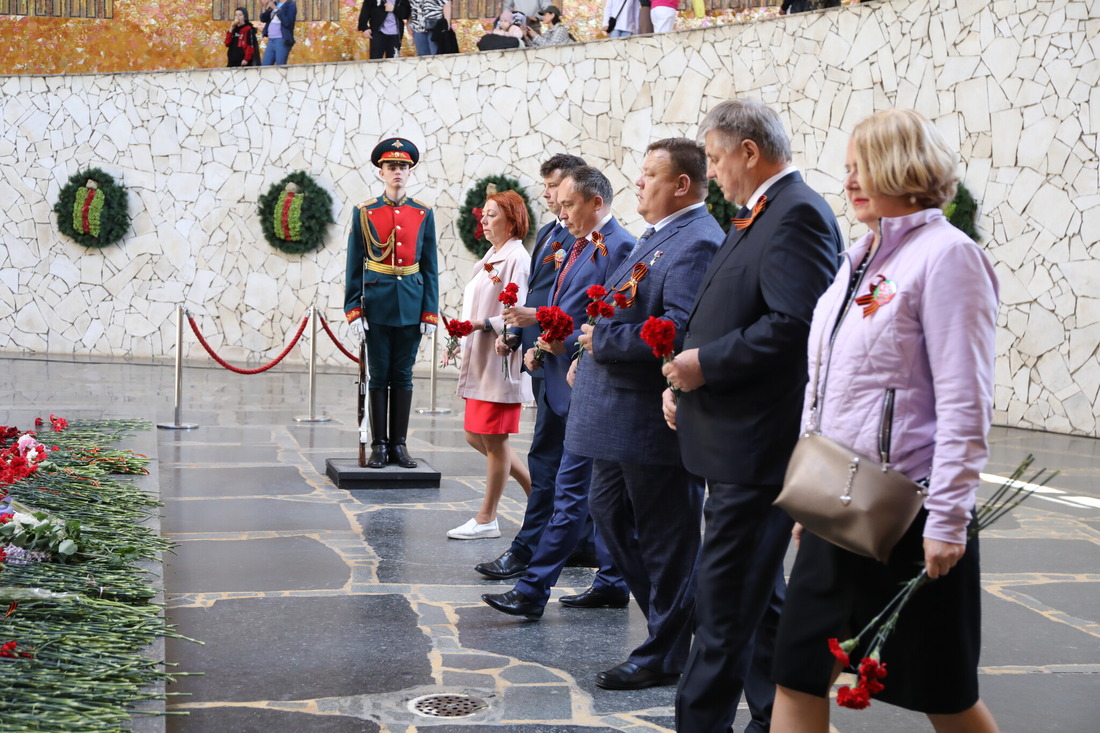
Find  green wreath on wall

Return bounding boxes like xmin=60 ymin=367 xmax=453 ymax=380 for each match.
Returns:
xmin=706 ymin=179 xmax=739 ymax=234
xmin=258 ymin=171 xmax=336 ymax=255
xmin=53 ymin=168 xmax=129 ymax=248
xmin=457 ymin=175 xmax=537 ymax=259
xmin=945 ymin=182 xmax=980 ymax=242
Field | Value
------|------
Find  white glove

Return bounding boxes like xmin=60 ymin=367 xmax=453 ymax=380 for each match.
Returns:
xmin=420 ymin=323 xmax=437 ymax=336
xmin=352 ymin=319 xmax=368 ymax=343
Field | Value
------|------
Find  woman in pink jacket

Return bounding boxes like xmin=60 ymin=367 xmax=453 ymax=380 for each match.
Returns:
xmin=448 ymin=191 xmax=534 ymax=540
xmin=771 ymin=110 xmax=1000 ymax=732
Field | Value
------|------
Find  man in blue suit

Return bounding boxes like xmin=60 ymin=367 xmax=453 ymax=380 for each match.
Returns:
xmin=663 ymin=99 xmax=842 ymax=732
xmin=565 ymin=138 xmax=722 ymax=690
xmin=475 ymin=153 xmax=586 ymax=580
xmin=481 ymin=166 xmax=633 ymax=619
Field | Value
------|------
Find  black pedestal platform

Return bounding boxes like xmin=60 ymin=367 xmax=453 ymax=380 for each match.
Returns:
xmin=325 ymin=457 xmax=441 ymax=490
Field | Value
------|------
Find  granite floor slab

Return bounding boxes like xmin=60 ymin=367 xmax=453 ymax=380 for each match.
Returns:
xmin=1 ymin=355 xmax=1098 ymax=731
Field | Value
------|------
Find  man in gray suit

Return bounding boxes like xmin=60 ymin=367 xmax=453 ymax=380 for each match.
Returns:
xmin=564 ymin=138 xmax=724 ymax=690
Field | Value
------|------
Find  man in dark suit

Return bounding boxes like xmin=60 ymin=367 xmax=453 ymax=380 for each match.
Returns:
xmin=359 ymin=0 xmax=412 ymax=59
xmin=663 ymin=99 xmax=843 ymax=732
xmin=565 ymin=138 xmax=723 ymax=690
xmin=474 ymin=153 xmax=586 ymax=581
xmin=481 ymin=166 xmax=633 ymax=620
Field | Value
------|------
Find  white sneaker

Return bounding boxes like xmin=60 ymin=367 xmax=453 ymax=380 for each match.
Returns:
xmin=447 ymin=518 xmax=501 ymax=540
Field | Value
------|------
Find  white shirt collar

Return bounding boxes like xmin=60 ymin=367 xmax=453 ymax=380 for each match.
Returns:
xmin=586 ymin=211 xmax=614 ymax=239
xmin=744 ymin=165 xmax=797 ymax=211
xmin=651 ymin=201 xmax=706 ymax=233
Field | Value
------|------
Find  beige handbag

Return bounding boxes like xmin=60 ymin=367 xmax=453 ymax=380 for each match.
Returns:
xmin=774 ymin=269 xmax=926 ymax=564
xmin=776 ymin=433 xmax=926 ymax=563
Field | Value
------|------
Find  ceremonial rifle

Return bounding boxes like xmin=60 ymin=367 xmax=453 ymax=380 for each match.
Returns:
xmin=356 ymin=293 xmax=370 ymax=467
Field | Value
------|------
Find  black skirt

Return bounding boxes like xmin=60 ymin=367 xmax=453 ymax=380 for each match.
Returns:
xmin=772 ymin=509 xmax=982 ymax=715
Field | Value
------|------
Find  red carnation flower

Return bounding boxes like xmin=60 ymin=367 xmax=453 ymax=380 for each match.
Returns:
xmin=828 ymin=638 xmax=850 ymax=667
xmin=585 ymin=284 xmax=608 ymax=300
xmin=612 ymin=293 xmax=629 ymax=309
xmin=498 ymin=282 xmax=520 ymax=308
xmin=837 ymin=685 xmax=871 ymax=710
xmin=640 ymin=316 xmax=677 ymax=359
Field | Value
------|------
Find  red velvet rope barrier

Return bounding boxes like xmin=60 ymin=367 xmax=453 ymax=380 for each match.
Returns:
xmin=187 ymin=314 xmax=310 ymax=375
xmin=319 ymin=315 xmax=360 ymax=363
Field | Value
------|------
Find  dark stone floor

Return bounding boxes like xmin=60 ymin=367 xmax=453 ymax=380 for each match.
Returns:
xmin=2 ymin=355 xmax=1098 ymax=732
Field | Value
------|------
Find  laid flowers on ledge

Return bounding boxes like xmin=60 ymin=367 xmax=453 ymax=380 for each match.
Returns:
xmin=1 ymin=417 xmax=193 ymax=727
xmin=827 ymin=455 xmax=1057 ymax=710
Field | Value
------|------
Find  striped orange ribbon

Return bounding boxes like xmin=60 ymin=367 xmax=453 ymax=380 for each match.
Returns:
xmin=589 ymin=231 xmax=607 ymax=263
xmin=541 ymin=241 xmax=564 ymax=269
xmin=732 ymin=195 xmax=767 ymax=230
xmin=612 ymin=263 xmax=648 ymax=307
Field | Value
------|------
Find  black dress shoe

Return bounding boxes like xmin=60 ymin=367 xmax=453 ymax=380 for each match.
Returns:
xmin=475 ymin=551 xmax=528 ymax=580
xmin=481 ymin=589 xmax=544 ymax=620
xmin=595 ymin=661 xmax=680 ymax=690
xmin=559 ymin=586 xmax=630 ymax=608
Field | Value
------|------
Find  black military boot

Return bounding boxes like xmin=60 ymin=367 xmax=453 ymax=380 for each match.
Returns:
xmin=388 ymin=388 xmax=418 ymax=469
xmin=366 ymin=389 xmax=389 ymax=469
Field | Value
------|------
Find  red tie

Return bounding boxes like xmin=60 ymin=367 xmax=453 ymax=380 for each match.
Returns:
xmin=553 ymin=237 xmax=587 ymax=303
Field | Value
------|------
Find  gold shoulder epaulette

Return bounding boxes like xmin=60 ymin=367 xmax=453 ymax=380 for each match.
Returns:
xmin=410 ymin=198 xmax=432 ymax=210
xmin=358 ymin=197 xmax=380 ymax=208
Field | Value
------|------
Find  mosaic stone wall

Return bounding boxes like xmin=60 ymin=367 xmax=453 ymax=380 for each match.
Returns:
xmin=2 ymin=0 xmax=1097 ymax=436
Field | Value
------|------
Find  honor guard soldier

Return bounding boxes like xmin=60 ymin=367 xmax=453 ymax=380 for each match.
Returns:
xmin=345 ymin=137 xmax=439 ymax=469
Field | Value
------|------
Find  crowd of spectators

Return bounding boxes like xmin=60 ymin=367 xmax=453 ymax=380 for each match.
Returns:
xmin=226 ymin=0 xmax=831 ymax=67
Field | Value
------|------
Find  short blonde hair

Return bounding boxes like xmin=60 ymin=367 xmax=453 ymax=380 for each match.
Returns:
xmin=851 ymin=109 xmax=959 ymax=208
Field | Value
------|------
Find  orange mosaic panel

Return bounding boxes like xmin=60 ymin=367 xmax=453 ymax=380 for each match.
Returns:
xmin=0 ymin=0 xmax=798 ymax=76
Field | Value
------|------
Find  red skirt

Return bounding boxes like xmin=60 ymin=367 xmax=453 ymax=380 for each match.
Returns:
xmin=464 ymin=398 xmax=522 ymax=434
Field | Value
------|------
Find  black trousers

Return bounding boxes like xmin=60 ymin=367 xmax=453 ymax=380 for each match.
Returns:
xmin=369 ymin=33 xmax=401 ymax=59
xmin=675 ymin=482 xmax=792 ymax=733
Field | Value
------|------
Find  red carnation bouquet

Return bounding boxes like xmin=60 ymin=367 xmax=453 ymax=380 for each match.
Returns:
xmin=496 ymin=282 xmax=521 ymax=377
xmin=826 ymin=455 xmax=1057 ymax=711
xmin=574 ymin=284 xmax=620 ymax=361
xmin=640 ymin=316 xmax=679 ymax=397
xmin=533 ymin=306 xmax=575 ymax=362
xmin=441 ymin=316 xmax=474 ymax=368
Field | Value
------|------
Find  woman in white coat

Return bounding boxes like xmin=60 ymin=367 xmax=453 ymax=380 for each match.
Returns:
xmin=448 ymin=191 xmax=534 ymax=539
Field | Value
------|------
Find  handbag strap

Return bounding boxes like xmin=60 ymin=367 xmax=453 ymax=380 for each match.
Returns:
xmin=807 ymin=244 xmax=874 ymax=433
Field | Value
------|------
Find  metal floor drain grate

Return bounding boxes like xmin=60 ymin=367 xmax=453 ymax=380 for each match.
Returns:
xmin=407 ymin=693 xmax=489 ymax=718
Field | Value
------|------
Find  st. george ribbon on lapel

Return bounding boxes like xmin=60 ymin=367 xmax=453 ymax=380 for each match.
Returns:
xmin=731 ymin=195 xmax=767 ymax=230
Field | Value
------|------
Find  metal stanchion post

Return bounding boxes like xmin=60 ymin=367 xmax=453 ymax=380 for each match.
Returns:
xmin=295 ymin=306 xmax=332 ymax=423
xmin=157 ymin=304 xmax=199 ymax=430
xmin=416 ymin=324 xmax=451 ymax=415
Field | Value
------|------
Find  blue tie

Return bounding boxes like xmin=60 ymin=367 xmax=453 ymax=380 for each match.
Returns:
xmin=540 ymin=222 xmax=562 ymax=252
xmin=632 ymin=226 xmax=656 ymax=254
